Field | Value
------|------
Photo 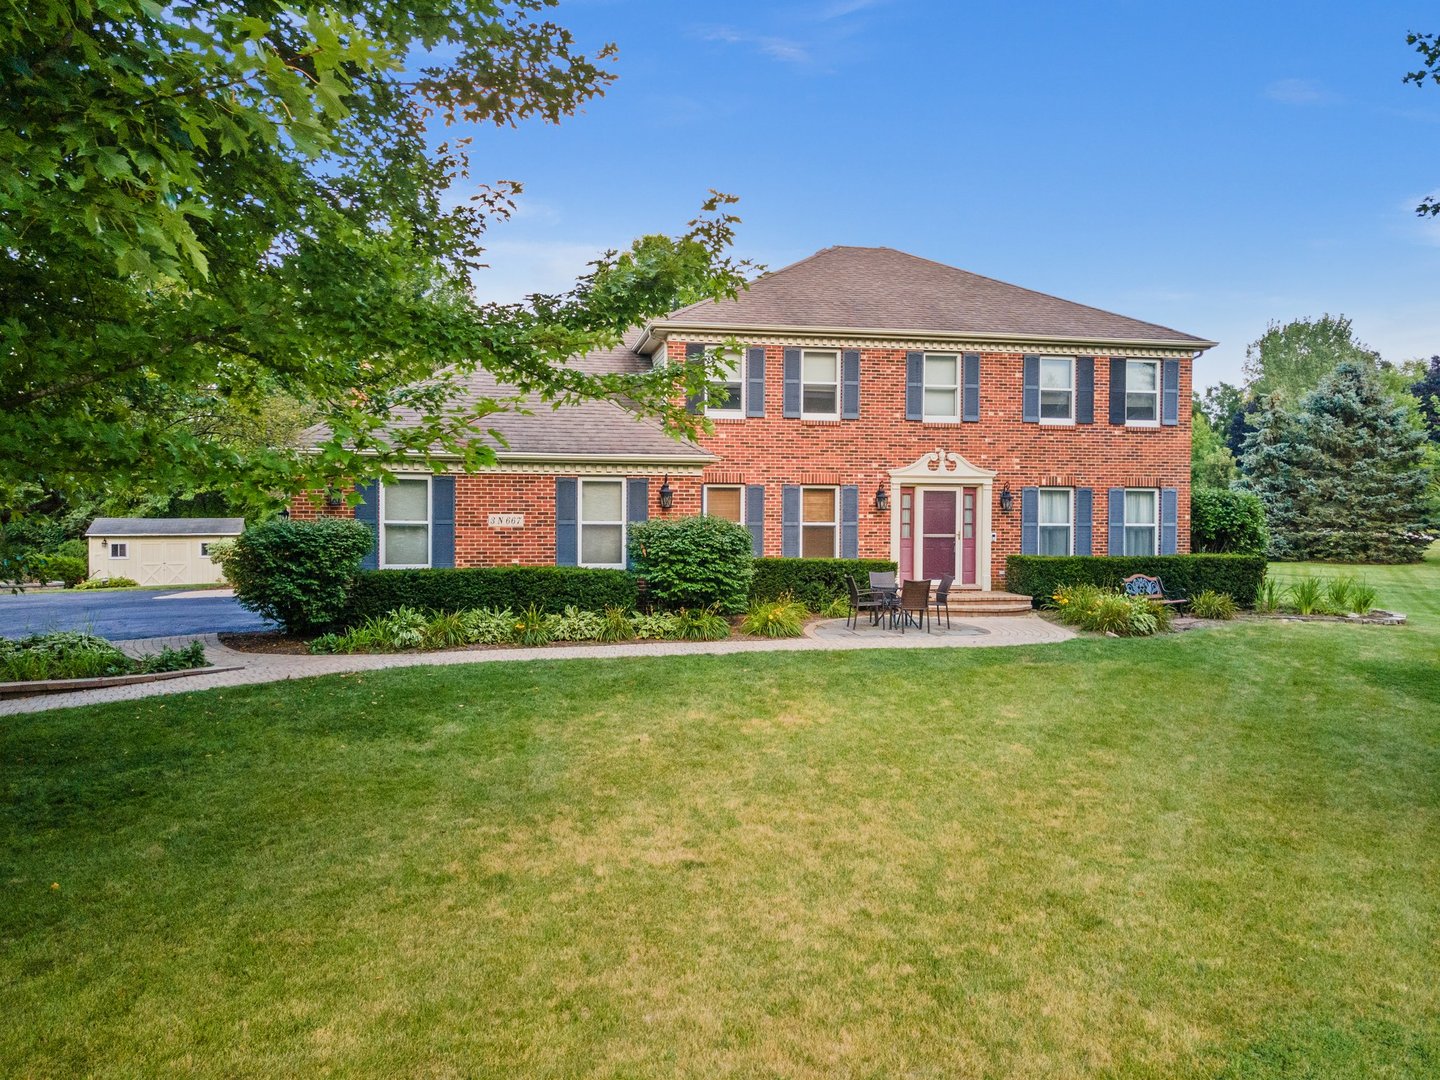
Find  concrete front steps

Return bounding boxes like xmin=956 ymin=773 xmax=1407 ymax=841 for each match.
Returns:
xmin=942 ymin=591 xmax=1035 ymax=616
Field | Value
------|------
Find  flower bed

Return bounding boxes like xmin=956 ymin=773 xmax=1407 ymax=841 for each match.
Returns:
xmin=0 ymin=632 xmax=209 ymax=682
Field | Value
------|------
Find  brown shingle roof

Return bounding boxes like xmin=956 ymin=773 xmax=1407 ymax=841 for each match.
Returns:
xmin=660 ymin=246 xmax=1212 ymax=346
xmin=299 ymin=333 xmax=709 ymax=463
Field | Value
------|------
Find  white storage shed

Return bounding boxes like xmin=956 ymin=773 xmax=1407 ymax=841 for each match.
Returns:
xmin=84 ymin=518 xmax=244 ymax=586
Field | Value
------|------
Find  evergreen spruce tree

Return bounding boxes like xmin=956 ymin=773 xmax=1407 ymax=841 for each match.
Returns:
xmin=1241 ymin=363 xmax=1435 ymax=562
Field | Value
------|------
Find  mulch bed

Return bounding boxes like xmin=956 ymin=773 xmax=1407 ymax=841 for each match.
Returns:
xmin=218 ymin=623 xmax=824 ymax=657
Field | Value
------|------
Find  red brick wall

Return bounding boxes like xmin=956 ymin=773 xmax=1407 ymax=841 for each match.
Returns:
xmin=290 ymin=341 xmax=1192 ymax=588
xmin=668 ymin=340 xmax=1193 ymax=587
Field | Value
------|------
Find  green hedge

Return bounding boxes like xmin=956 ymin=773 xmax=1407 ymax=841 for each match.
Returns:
xmin=343 ymin=566 xmax=637 ymax=625
xmin=1005 ymin=554 xmax=1268 ymax=607
xmin=749 ymin=557 xmax=898 ymax=610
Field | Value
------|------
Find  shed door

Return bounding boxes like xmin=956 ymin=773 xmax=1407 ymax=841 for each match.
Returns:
xmin=138 ymin=541 xmax=188 ymax=585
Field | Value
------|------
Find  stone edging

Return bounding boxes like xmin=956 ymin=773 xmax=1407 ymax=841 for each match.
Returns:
xmin=0 ymin=665 xmax=244 ymax=700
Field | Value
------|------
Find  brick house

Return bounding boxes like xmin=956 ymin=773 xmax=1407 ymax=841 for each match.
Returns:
xmin=295 ymin=246 xmax=1214 ymax=593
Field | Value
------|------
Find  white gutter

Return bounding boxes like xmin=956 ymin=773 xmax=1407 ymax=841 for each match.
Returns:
xmin=636 ymin=321 xmax=1217 ymax=353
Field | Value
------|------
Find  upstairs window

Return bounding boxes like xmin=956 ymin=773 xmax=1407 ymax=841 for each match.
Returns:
xmin=707 ymin=351 xmax=743 ymax=416
xmin=1039 ymin=357 xmax=1074 ymax=421
xmin=923 ymin=354 xmax=959 ymax=421
xmin=1126 ymin=360 xmax=1160 ymax=424
xmin=801 ymin=349 xmax=839 ymax=418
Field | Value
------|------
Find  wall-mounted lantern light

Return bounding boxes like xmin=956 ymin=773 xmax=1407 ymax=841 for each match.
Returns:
xmin=324 ymin=486 xmax=344 ymax=507
xmin=999 ymin=484 xmax=1014 ymax=515
xmin=278 ymin=506 xmax=291 ymax=521
xmin=874 ymin=483 xmax=890 ymax=512
xmin=659 ymin=476 xmax=674 ymax=511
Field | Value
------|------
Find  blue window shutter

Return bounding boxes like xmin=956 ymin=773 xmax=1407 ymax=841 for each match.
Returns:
xmin=1076 ymin=357 xmax=1095 ymax=424
xmin=1074 ymin=488 xmax=1093 ymax=556
xmin=1022 ymin=355 xmax=1040 ymax=423
xmin=781 ymin=485 xmax=801 ymax=558
xmin=1109 ymin=358 xmax=1127 ymax=425
xmin=1160 ymin=487 xmax=1179 ymax=554
xmin=430 ymin=475 xmax=455 ymax=568
xmin=684 ymin=343 xmax=706 ymax=414
xmin=746 ymin=347 xmax=766 ymax=417
xmin=905 ymin=351 xmax=924 ymax=421
xmin=625 ymin=478 xmax=648 ymax=569
xmin=1162 ymin=359 xmax=1180 ymax=426
xmin=962 ymin=353 xmax=981 ymax=421
xmin=783 ymin=348 xmax=801 ymax=418
xmin=353 ymin=480 xmax=380 ymax=570
xmin=555 ymin=478 xmax=578 ymax=566
xmin=840 ymin=485 xmax=859 ymax=558
xmin=745 ymin=484 xmax=765 ymax=556
xmin=1108 ymin=488 xmax=1125 ymax=554
xmin=1020 ymin=487 xmax=1039 ymax=555
xmin=840 ymin=349 xmax=861 ymax=419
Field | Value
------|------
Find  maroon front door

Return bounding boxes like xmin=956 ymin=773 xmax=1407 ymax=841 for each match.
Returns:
xmin=961 ymin=487 xmax=977 ymax=585
xmin=920 ymin=490 xmax=956 ymax=580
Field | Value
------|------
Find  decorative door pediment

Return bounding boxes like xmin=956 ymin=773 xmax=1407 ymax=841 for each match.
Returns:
xmin=888 ymin=448 xmax=996 ymax=483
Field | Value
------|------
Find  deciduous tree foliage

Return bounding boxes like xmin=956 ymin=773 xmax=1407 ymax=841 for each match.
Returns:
xmin=1405 ymin=30 xmax=1440 ymax=216
xmin=1 ymin=0 xmax=747 ymax=513
xmin=1240 ymin=364 xmax=1435 ymax=563
xmin=1243 ymin=315 xmax=1380 ymax=410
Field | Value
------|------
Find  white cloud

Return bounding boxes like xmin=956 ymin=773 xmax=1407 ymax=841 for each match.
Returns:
xmin=818 ymin=0 xmax=887 ymax=18
xmin=470 ymin=240 xmax=606 ymax=304
xmin=695 ymin=25 xmax=811 ymax=65
xmin=1263 ymin=78 xmax=1339 ymax=106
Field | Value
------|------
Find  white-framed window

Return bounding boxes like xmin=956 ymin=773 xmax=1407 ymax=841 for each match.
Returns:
xmin=381 ymin=475 xmax=431 ymax=569
xmin=706 ymin=350 xmax=744 ymax=417
xmin=1040 ymin=357 xmax=1075 ymax=422
xmin=703 ymin=485 xmax=744 ymax=523
xmin=1126 ymin=360 xmax=1160 ymax=424
xmin=801 ymin=486 xmax=838 ymax=558
xmin=579 ymin=478 xmax=626 ymax=569
xmin=1038 ymin=488 xmax=1073 ymax=555
xmin=199 ymin=542 xmax=212 ymax=558
xmin=923 ymin=353 xmax=959 ymax=421
xmin=801 ymin=349 xmax=840 ymax=419
xmin=1124 ymin=488 xmax=1158 ymax=555
xmin=109 ymin=542 xmax=128 ymax=559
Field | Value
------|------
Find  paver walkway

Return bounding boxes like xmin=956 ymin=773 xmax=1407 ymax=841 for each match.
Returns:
xmin=1 ymin=615 xmax=1074 ymax=715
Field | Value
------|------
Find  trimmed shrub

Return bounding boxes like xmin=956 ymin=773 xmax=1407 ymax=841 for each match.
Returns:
xmin=1191 ymin=488 xmax=1269 ymax=555
xmin=228 ymin=518 xmax=373 ymax=634
xmin=1007 ymin=554 xmax=1268 ymax=608
xmin=750 ymin=558 xmax=898 ymax=611
xmin=629 ymin=515 xmax=755 ymax=613
xmin=41 ymin=554 xmax=87 ymax=588
xmin=343 ymin=566 xmax=636 ymax=625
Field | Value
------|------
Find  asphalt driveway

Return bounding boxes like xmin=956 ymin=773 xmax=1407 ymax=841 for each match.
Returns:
xmin=0 ymin=588 xmax=273 ymax=641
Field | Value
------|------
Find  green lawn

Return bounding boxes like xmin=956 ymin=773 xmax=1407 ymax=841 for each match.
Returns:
xmin=3 ymin=558 xmax=1438 ymax=1077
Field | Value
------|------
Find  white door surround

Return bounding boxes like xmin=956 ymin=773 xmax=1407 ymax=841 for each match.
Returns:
xmin=888 ymin=448 xmax=997 ymax=591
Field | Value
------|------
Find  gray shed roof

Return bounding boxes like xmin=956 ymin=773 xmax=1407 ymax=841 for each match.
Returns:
xmin=85 ymin=518 xmax=246 ymax=537
xmin=660 ymin=246 xmax=1213 ymax=346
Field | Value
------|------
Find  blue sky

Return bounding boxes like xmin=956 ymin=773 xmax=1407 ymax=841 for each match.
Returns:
xmin=457 ymin=0 xmax=1440 ymax=389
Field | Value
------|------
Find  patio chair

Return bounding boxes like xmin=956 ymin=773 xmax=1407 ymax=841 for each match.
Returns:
xmin=844 ymin=574 xmax=887 ymax=630
xmin=868 ymin=570 xmax=897 ymax=596
xmin=932 ymin=575 xmax=954 ymax=629
xmin=897 ymin=578 xmax=932 ymax=634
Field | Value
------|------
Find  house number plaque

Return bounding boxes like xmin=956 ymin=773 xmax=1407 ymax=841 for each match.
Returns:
xmin=488 ymin=514 xmax=525 ymax=528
